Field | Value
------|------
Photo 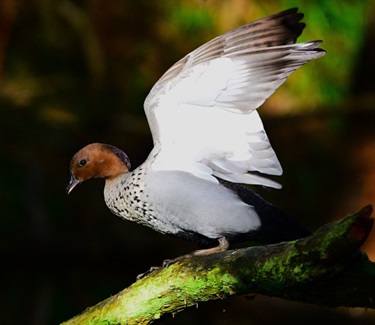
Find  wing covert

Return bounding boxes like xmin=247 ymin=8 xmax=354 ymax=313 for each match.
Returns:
xmin=143 ymin=8 xmax=325 ymax=188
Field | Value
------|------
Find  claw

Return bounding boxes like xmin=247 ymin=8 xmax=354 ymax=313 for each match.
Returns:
xmin=137 ymin=238 xmax=230 ymax=279
xmin=162 ymin=259 xmax=173 ymax=267
xmin=136 ymin=266 xmax=161 ymax=280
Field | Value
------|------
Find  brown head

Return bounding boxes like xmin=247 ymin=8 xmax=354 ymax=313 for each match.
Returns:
xmin=66 ymin=143 xmax=131 ymax=194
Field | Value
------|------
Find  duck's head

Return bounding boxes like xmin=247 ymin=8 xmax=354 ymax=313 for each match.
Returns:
xmin=66 ymin=143 xmax=131 ymax=194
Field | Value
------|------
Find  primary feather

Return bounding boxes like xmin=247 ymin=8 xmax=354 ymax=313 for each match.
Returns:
xmin=68 ymin=8 xmax=324 ymax=258
xmin=144 ymin=8 xmax=324 ymax=189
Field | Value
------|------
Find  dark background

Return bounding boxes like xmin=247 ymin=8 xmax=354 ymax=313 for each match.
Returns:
xmin=1 ymin=1 xmax=375 ymax=324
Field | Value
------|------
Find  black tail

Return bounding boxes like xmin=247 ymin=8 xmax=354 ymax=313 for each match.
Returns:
xmin=218 ymin=179 xmax=311 ymax=244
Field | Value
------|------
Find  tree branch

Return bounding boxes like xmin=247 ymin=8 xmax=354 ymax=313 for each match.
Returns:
xmin=62 ymin=205 xmax=374 ymax=325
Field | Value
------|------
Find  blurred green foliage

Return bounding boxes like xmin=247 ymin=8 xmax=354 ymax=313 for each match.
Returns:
xmin=1 ymin=0 xmax=373 ymax=119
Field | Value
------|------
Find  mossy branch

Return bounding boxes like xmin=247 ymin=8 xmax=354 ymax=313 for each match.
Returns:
xmin=62 ymin=205 xmax=374 ymax=325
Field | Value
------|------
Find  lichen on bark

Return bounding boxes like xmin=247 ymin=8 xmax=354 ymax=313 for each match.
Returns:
xmin=62 ymin=205 xmax=374 ymax=325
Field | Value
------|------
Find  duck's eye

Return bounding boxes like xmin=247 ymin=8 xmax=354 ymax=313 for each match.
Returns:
xmin=78 ymin=159 xmax=88 ymax=167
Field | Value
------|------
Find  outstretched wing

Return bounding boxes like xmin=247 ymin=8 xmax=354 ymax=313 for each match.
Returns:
xmin=144 ymin=8 xmax=325 ymax=188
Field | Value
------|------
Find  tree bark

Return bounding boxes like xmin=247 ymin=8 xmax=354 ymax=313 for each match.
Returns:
xmin=62 ymin=205 xmax=374 ymax=325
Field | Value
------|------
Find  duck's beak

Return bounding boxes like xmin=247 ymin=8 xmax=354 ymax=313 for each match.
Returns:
xmin=66 ymin=174 xmax=80 ymax=194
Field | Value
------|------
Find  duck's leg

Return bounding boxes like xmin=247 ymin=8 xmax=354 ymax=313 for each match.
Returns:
xmin=163 ymin=237 xmax=230 ymax=266
xmin=136 ymin=266 xmax=161 ymax=281
xmin=136 ymin=237 xmax=230 ymax=280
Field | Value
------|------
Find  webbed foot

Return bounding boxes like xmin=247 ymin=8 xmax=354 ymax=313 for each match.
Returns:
xmin=136 ymin=266 xmax=161 ymax=280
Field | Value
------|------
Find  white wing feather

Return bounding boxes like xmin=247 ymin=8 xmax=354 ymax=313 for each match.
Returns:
xmin=143 ymin=8 xmax=325 ymax=188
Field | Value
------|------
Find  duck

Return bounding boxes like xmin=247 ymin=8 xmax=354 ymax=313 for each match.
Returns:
xmin=67 ymin=8 xmax=325 ymax=262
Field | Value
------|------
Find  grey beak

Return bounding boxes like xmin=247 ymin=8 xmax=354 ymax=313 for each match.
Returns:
xmin=66 ymin=175 xmax=80 ymax=194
